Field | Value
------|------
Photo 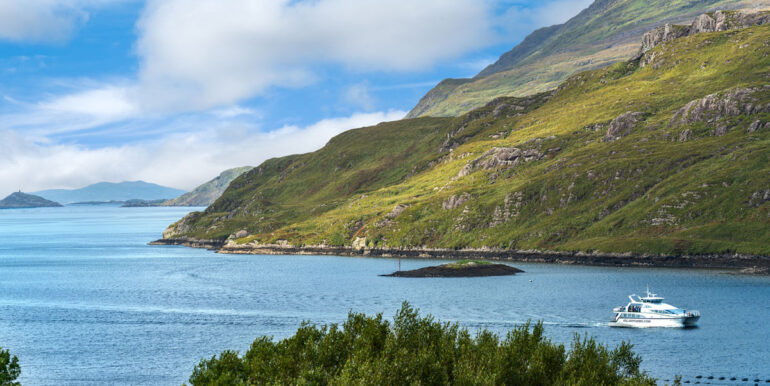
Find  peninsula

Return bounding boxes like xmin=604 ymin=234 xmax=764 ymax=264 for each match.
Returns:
xmin=0 ymin=192 xmax=63 ymax=209
xmin=156 ymin=10 xmax=770 ymax=272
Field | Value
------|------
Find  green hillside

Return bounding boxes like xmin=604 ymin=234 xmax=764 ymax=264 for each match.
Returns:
xmin=164 ymin=19 xmax=770 ymax=258
xmin=163 ymin=166 xmax=252 ymax=207
xmin=407 ymin=0 xmax=761 ymax=118
xmin=0 ymin=192 xmax=62 ymax=209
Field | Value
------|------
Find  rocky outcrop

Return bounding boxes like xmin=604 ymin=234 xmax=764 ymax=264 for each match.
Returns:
xmin=459 ymin=147 xmax=544 ymax=177
xmin=381 ymin=262 xmax=523 ymax=278
xmin=442 ymin=193 xmax=472 ymax=210
xmin=748 ymin=190 xmax=770 ymax=208
xmin=605 ymin=112 xmax=647 ymax=141
xmin=678 ymin=129 xmax=694 ymax=142
xmin=747 ymin=120 xmax=770 ymax=133
xmin=385 ymin=204 xmax=409 ymax=219
xmin=489 ymin=192 xmax=523 ymax=228
xmin=639 ymin=24 xmax=689 ymax=55
xmin=162 ymin=212 xmax=199 ymax=238
xmin=637 ymin=10 xmax=770 ymax=64
xmin=670 ymin=86 xmax=770 ymax=137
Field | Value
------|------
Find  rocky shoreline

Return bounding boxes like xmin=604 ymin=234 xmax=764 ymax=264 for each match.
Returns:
xmin=150 ymin=238 xmax=770 ymax=273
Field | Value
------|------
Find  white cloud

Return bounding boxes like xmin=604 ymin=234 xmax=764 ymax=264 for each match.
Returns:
xmin=0 ymin=0 xmax=124 ymax=43
xmin=134 ymin=0 xmax=495 ymax=112
xmin=0 ymin=110 xmax=406 ymax=197
xmin=39 ymin=85 xmax=138 ymax=121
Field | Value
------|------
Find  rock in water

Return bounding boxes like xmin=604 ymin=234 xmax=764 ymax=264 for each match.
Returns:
xmin=382 ymin=261 xmax=524 ymax=278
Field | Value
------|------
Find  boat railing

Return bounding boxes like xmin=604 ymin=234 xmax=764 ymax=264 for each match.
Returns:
xmin=686 ymin=310 xmax=700 ymax=317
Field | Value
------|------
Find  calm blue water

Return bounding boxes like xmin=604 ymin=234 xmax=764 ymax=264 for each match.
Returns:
xmin=1 ymin=206 xmax=769 ymax=385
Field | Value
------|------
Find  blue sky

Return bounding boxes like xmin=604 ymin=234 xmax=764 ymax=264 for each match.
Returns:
xmin=0 ymin=0 xmax=592 ymax=196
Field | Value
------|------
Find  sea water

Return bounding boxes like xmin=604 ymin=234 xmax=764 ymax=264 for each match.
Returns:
xmin=1 ymin=205 xmax=769 ymax=385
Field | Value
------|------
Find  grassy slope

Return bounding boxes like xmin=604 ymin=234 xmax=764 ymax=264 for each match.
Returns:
xmin=163 ymin=166 xmax=252 ymax=206
xmin=408 ymin=0 xmax=756 ymax=118
xmin=169 ymin=117 xmax=455 ymax=240
xmin=169 ymin=25 xmax=770 ymax=257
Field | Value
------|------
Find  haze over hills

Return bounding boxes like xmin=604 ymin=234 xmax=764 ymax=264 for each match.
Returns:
xmin=162 ymin=167 xmax=253 ymax=207
xmin=162 ymin=10 xmax=770 ymax=259
xmin=407 ymin=0 xmax=769 ymax=118
xmin=34 ymin=181 xmax=187 ymax=204
xmin=0 ymin=192 xmax=62 ymax=209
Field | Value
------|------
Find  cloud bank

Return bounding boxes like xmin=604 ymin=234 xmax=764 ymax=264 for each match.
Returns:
xmin=0 ymin=0 xmax=123 ymax=43
xmin=133 ymin=0 xmax=495 ymax=112
xmin=0 ymin=110 xmax=406 ymax=196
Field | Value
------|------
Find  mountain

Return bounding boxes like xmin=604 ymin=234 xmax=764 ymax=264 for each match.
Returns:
xmin=407 ymin=0 xmax=764 ymax=118
xmin=0 ymin=192 xmax=63 ymax=209
xmin=161 ymin=11 xmax=770 ymax=260
xmin=162 ymin=167 xmax=252 ymax=206
xmin=33 ymin=181 xmax=187 ymax=204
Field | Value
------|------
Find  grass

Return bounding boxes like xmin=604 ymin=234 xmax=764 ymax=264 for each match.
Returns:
xmin=409 ymin=0 xmax=753 ymax=118
xmin=167 ymin=24 xmax=770 ymax=258
xmin=444 ymin=260 xmax=493 ymax=269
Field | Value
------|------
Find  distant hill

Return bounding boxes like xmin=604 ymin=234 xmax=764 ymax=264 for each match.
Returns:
xmin=163 ymin=167 xmax=252 ymax=207
xmin=33 ymin=181 xmax=187 ymax=204
xmin=407 ymin=0 xmax=763 ymax=118
xmin=0 ymin=192 xmax=62 ymax=209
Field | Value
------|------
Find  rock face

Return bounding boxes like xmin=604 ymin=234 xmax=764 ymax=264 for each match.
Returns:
xmin=639 ymin=24 xmax=689 ymax=54
xmin=605 ymin=112 xmax=647 ymax=141
xmin=0 ymin=192 xmax=63 ymax=209
xmin=637 ymin=10 xmax=770 ymax=64
xmin=163 ymin=212 xmax=199 ymax=238
xmin=670 ymin=86 xmax=769 ymax=138
xmin=459 ymin=147 xmax=544 ymax=177
xmin=442 ymin=193 xmax=472 ymax=210
xmin=748 ymin=190 xmax=770 ymax=207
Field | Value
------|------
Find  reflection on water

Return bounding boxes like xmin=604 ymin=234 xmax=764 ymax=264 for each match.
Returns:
xmin=1 ymin=206 xmax=769 ymax=385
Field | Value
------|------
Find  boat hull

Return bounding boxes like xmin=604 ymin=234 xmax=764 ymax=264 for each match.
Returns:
xmin=609 ymin=315 xmax=699 ymax=328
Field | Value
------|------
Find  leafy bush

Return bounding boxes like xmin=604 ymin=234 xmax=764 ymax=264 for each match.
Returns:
xmin=0 ymin=347 xmax=20 ymax=386
xmin=189 ymin=303 xmax=654 ymax=385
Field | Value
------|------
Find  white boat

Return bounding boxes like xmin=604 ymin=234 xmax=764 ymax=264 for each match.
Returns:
xmin=609 ymin=288 xmax=700 ymax=328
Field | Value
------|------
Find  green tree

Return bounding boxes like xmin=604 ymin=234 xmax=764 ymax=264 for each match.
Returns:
xmin=0 ymin=347 xmax=20 ymax=386
xmin=189 ymin=302 xmax=656 ymax=385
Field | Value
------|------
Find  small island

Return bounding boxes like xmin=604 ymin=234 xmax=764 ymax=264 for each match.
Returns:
xmin=0 ymin=192 xmax=63 ymax=209
xmin=382 ymin=260 xmax=523 ymax=278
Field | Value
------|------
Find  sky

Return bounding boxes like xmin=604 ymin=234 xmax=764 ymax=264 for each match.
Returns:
xmin=0 ymin=0 xmax=593 ymax=196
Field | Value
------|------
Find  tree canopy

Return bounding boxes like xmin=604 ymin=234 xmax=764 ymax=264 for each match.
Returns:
xmin=189 ymin=302 xmax=654 ymax=385
xmin=0 ymin=347 xmax=20 ymax=386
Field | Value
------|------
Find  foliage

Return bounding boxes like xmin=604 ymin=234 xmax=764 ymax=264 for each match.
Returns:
xmin=169 ymin=24 xmax=770 ymax=258
xmin=0 ymin=347 xmax=20 ymax=386
xmin=188 ymin=303 xmax=654 ymax=386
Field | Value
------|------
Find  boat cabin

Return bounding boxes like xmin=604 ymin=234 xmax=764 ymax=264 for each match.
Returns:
xmin=639 ymin=295 xmax=664 ymax=303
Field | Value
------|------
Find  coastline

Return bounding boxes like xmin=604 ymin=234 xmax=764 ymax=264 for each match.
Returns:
xmin=150 ymin=238 xmax=770 ymax=273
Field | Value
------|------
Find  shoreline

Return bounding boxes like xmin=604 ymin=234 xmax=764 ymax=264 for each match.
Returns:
xmin=150 ymin=238 xmax=770 ymax=273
